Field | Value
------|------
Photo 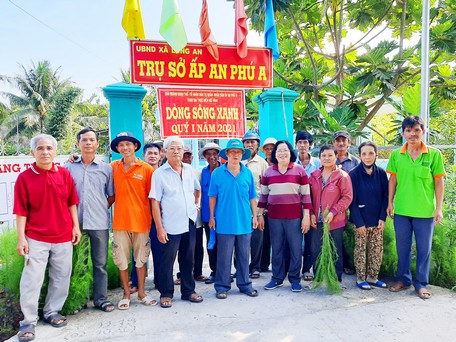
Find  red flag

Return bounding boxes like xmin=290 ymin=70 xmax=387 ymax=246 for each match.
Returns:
xmin=234 ymin=0 xmax=248 ymax=58
xmin=199 ymin=0 xmax=219 ymax=61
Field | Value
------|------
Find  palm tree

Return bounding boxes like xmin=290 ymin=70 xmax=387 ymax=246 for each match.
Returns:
xmin=1 ymin=60 xmax=70 ymax=132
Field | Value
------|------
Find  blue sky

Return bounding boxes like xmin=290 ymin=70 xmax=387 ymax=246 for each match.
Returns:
xmin=0 ymin=0 xmax=262 ymax=101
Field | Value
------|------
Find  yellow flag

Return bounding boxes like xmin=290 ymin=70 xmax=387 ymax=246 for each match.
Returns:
xmin=122 ymin=0 xmax=145 ymax=40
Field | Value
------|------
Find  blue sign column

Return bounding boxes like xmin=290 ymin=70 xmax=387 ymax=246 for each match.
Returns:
xmin=254 ymin=87 xmax=299 ymax=145
xmin=103 ymin=83 xmax=147 ymax=161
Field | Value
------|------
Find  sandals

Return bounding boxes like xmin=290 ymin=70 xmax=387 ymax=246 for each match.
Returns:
xmin=160 ymin=297 xmax=173 ymax=308
xmin=44 ymin=313 xmax=68 ymax=328
xmin=242 ymin=289 xmax=259 ymax=297
xmin=138 ymin=294 xmax=157 ymax=306
xmin=303 ymin=273 xmax=314 ymax=281
xmin=174 ymin=278 xmax=181 ymax=285
xmin=216 ymin=292 xmax=228 ymax=299
xmin=117 ymin=298 xmax=130 ymax=310
xmin=250 ymin=271 xmax=260 ymax=279
xmin=18 ymin=324 xmax=35 ymax=342
xmin=389 ymin=281 xmax=411 ymax=292
xmin=182 ymin=293 xmax=204 ymax=303
xmin=416 ymin=288 xmax=432 ymax=300
xmin=96 ymin=301 xmax=115 ymax=312
xmin=356 ymin=281 xmax=372 ymax=290
xmin=194 ymin=275 xmax=209 ymax=282
xmin=368 ymin=280 xmax=387 ymax=288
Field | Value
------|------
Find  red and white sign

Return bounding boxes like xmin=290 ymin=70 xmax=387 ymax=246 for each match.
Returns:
xmin=130 ymin=40 xmax=273 ymax=89
xmin=157 ymin=88 xmax=246 ymax=138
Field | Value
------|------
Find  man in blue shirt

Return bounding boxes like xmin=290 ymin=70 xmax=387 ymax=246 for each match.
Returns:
xmin=209 ymin=139 xmax=259 ymax=299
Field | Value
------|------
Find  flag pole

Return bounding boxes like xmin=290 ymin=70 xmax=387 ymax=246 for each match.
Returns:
xmin=420 ymin=0 xmax=430 ymax=143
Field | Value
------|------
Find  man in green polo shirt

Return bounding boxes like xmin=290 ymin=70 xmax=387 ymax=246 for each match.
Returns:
xmin=386 ymin=116 xmax=445 ymax=300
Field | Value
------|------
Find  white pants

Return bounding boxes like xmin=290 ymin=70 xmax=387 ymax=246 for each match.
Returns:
xmin=20 ymin=237 xmax=73 ymax=326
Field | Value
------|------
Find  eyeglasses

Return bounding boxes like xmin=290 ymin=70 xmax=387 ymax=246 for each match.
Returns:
xmin=276 ymin=150 xmax=290 ymax=154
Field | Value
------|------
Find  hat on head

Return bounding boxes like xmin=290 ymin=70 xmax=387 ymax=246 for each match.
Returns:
xmin=295 ymin=131 xmax=314 ymax=144
xmin=261 ymin=137 xmax=277 ymax=150
xmin=219 ymin=139 xmax=251 ymax=161
xmin=110 ymin=132 xmax=141 ymax=153
xmin=242 ymin=131 xmax=261 ymax=142
xmin=183 ymin=145 xmax=192 ymax=154
xmin=333 ymin=130 xmax=351 ymax=140
xmin=198 ymin=142 xmax=221 ymax=158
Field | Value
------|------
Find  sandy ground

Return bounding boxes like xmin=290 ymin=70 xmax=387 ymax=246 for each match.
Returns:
xmin=6 ymin=263 xmax=456 ymax=342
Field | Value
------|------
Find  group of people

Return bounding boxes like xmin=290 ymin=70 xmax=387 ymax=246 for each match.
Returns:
xmin=13 ymin=115 xmax=445 ymax=342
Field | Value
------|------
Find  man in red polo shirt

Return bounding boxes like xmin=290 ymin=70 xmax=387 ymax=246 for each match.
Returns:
xmin=14 ymin=134 xmax=81 ymax=342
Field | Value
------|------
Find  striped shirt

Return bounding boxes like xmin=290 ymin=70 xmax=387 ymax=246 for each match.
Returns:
xmin=258 ymin=162 xmax=312 ymax=219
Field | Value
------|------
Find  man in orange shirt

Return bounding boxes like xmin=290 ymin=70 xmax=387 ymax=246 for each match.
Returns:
xmin=110 ymin=132 xmax=156 ymax=310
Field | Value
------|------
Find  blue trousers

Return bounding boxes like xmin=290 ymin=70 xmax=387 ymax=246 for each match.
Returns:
xmin=85 ymin=229 xmax=109 ymax=306
xmin=157 ymin=220 xmax=196 ymax=299
xmin=394 ymin=214 xmax=434 ymax=290
xmin=269 ymin=218 xmax=303 ymax=284
xmin=215 ymin=233 xmax=253 ymax=294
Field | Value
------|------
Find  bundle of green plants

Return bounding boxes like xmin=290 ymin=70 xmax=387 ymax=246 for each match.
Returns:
xmin=0 ymin=230 xmax=23 ymax=297
xmin=61 ymin=234 xmax=93 ymax=315
xmin=379 ymin=218 xmax=398 ymax=276
xmin=343 ymin=223 xmax=355 ymax=270
xmin=313 ymin=213 xmax=342 ymax=295
xmin=107 ymin=238 xmax=121 ymax=289
xmin=0 ymin=288 xmax=22 ymax=339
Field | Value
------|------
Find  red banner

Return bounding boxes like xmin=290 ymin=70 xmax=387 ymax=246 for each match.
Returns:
xmin=157 ymin=88 xmax=246 ymax=138
xmin=131 ymin=40 xmax=272 ymax=89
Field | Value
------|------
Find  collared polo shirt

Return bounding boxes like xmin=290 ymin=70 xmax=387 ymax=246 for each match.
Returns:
xmin=386 ymin=142 xmax=445 ymax=218
xmin=111 ymin=159 xmax=153 ymax=233
xmin=242 ymin=153 xmax=269 ymax=197
xmin=336 ymin=153 xmax=360 ymax=172
xmin=208 ymin=163 xmax=257 ymax=235
xmin=296 ymin=156 xmax=321 ymax=177
xmin=13 ymin=163 xmax=79 ymax=243
xmin=65 ymin=158 xmax=114 ymax=230
xmin=150 ymin=162 xmax=201 ymax=235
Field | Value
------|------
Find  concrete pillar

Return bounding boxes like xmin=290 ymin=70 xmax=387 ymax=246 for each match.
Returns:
xmin=103 ymin=83 xmax=147 ymax=160
xmin=253 ymin=87 xmax=299 ymax=146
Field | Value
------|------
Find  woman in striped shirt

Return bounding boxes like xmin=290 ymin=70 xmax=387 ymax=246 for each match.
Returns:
xmin=257 ymin=140 xmax=312 ymax=292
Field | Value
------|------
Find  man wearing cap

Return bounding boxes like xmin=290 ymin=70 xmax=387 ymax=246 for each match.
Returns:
xmin=65 ymin=128 xmax=115 ymax=312
xmin=209 ymin=139 xmax=259 ymax=299
xmin=14 ymin=134 xmax=81 ymax=341
xmin=295 ymin=131 xmax=321 ymax=281
xmin=150 ymin=136 xmax=203 ymax=308
xmin=110 ymin=132 xmax=156 ymax=310
xmin=333 ymin=130 xmax=360 ymax=173
xmin=199 ymin=142 xmax=222 ymax=284
xmin=242 ymin=131 xmax=269 ymax=279
xmin=333 ymin=130 xmax=360 ymax=275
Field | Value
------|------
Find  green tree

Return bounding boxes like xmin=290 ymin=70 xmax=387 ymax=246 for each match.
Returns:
xmin=243 ymin=0 xmax=456 ymax=137
xmin=1 ymin=61 xmax=71 ymax=133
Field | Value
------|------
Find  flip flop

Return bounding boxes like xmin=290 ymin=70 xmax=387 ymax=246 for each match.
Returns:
xmin=182 ymin=293 xmax=203 ymax=303
xmin=44 ymin=313 xmax=68 ymax=328
xmin=416 ymin=288 xmax=432 ymax=300
xmin=96 ymin=301 xmax=115 ymax=312
xmin=356 ymin=281 xmax=372 ymax=290
xmin=368 ymin=280 xmax=387 ymax=288
xmin=250 ymin=271 xmax=260 ymax=279
xmin=18 ymin=324 xmax=35 ymax=342
xmin=216 ymin=292 xmax=227 ymax=299
xmin=194 ymin=275 xmax=209 ymax=282
xmin=303 ymin=273 xmax=314 ymax=281
xmin=389 ymin=281 xmax=411 ymax=292
xmin=138 ymin=294 xmax=157 ymax=306
xmin=242 ymin=289 xmax=259 ymax=297
xmin=117 ymin=298 xmax=130 ymax=310
xmin=160 ymin=297 xmax=173 ymax=308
